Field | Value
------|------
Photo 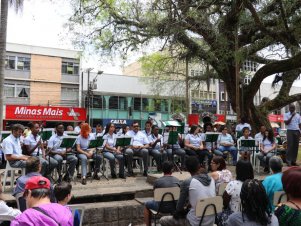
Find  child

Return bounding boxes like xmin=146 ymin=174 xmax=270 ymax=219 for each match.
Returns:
xmin=238 ymin=127 xmax=254 ymax=161
xmin=54 ymin=182 xmax=80 ymax=226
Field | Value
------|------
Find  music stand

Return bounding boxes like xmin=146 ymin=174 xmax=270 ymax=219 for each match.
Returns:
xmin=114 ymin=136 xmax=132 ymax=147
xmin=88 ymin=138 xmax=106 ymax=181
xmin=167 ymin=131 xmax=182 ymax=173
xmin=40 ymin=128 xmax=53 ymax=141
xmin=0 ymin=131 xmax=11 ymax=143
xmin=240 ymin=139 xmax=256 ymax=163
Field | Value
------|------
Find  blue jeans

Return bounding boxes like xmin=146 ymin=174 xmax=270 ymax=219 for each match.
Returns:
xmin=218 ymin=146 xmax=238 ymax=164
xmin=53 ymin=154 xmax=78 ymax=177
xmin=149 ymin=149 xmax=167 ymax=170
xmin=103 ymin=151 xmax=125 ymax=176
xmin=125 ymin=148 xmax=149 ymax=172
xmin=77 ymin=153 xmax=102 ymax=177
xmin=166 ymin=148 xmax=186 ymax=167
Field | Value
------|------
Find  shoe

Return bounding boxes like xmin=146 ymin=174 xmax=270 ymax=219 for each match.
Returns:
xmin=93 ymin=173 xmax=100 ymax=180
xmin=111 ymin=173 xmax=117 ymax=179
xmin=86 ymin=172 xmax=92 ymax=178
xmin=127 ymin=171 xmax=134 ymax=177
xmin=143 ymin=170 xmax=148 ymax=177
xmin=81 ymin=178 xmax=87 ymax=185
xmin=119 ymin=174 xmax=126 ymax=179
xmin=77 ymin=173 xmax=81 ymax=179
xmin=63 ymin=174 xmax=71 ymax=183
xmin=264 ymin=167 xmax=269 ymax=173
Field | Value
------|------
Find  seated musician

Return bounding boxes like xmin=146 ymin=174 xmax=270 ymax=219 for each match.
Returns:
xmin=163 ymin=126 xmax=186 ymax=170
xmin=103 ymin=123 xmax=125 ymax=179
xmin=47 ymin=123 xmax=78 ymax=183
xmin=76 ymin=123 xmax=102 ymax=185
xmin=24 ymin=122 xmax=57 ymax=177
xmin=237 ymin=127 xmax=254 ymax=161
xmin=148 ymin=125 xmax=167 ymax=172
xmin=125 ymin=121 xmax=150 ymax=177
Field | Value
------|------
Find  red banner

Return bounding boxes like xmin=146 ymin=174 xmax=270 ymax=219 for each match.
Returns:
xmin=268 ymin=114 xmax=283 ymax=122
xmin=5 ymin=105 xmax=86 ymax=122
xmin=214 ymin=114 xmax=226 ymax=122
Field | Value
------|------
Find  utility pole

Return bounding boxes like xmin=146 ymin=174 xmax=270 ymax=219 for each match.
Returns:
xmin=86 ymin=68 xmax=93 ymax=125
xmin=235 ymin=25 xmax=240 ymax=121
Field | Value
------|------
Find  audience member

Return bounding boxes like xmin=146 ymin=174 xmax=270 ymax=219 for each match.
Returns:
xmin=94 ymin=124 xmax=104 ymax=137
xmin=217 ymin=126 xmax=238 ymax=165
xmin=275 ymin=167 xmax=301 ymax=225
xmin=11 ymin=176 xmax=73 ymax=226
xmin=159 ymin=156 xmax=215 ymax=226
xmin=258 ymin=129 xmax=276 ymax=173
xmin=76 ymin=123 xmax=102 ymax=185
xmin=210 ymin=156 xmax=232 ymax=193
xmin=235 ymin=117 xmax=252 ymax=133
xmin=125 ymin=121 xmax=150 ymax=177
xmin=0 ymin=176 xmax=21 ymax=226
xmin=226 ymin=179 xmax=279 ymax=226
xmin=142 ymin=120 xmax=152 ymax=137
xmin=66 ymin=125 xmax=74 ymax=132
xmin=144 ymin=161 xmax=180 ymax=226
xmin=262 ymin=156 xmax=283 ymax=211
xmin=223 ymin=160 xmax=254 ymax=212
xmin=74 ymin=121 xmax=84 ymax=134
xmin=54 ymin=182 xmax=80 ymax=226
xmin=2 ymin=124 xmax=29 ymax=169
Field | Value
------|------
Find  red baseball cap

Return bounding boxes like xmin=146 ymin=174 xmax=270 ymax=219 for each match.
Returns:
xmin=25 ymin=176 xmax=50 ymax=190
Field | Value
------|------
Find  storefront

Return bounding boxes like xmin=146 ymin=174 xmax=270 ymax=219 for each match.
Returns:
xmin=3 ymin=105 xmax=86 ymax=130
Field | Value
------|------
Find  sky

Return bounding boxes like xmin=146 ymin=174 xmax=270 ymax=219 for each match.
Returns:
xmin=6 ymin=0 xmax=301 ymax=87
xmin=7 ymin=0 xmax=123 ymax=74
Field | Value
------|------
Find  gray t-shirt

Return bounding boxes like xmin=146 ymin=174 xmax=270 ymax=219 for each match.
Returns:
xmin=154 ymin=175 xmax=180 ymax=189
xmin=226 ymin=212 xmax=279 ymax=226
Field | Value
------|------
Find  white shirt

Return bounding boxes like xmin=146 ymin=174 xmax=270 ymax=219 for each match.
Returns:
xmin=24 ymin=134 xmax=43 ymax=156
xmin=284 ymin=112 xmax=301 ymax=130
xmin=255 ymin=132 xmax=264 ymax=144
xmin=142 ymin=130 xmax=152 ymax=137
xmin=74 ymin=126 xmax=81 ymax=133
xmin=103 ymin=133 xmax=116 ymax=148
xmin=0 ymin=200 xmax=21 ymax=223
xmin=148 ymin=134 xmax=163 ymax=150
xmin=76 ymin=133 xmax=95 ymax=150
xmin=94 ymin=131 xmax=104 ymax=138
xmin=217 ymin=133 xmax=234 ymax=147
xmin=48 ymin=134 xmax=68 ymax=152
xmin=235 ymin=123 xmax=252 ymax=132
xmin=2 ymin=134 xmax=23 ymax=157
xmin=185 ymin=134 xmax=202 ymax=148
xmin=126 ymin=130 xmax=149 ymax=146
xmin=226 ymin=180 xmax=243 ymax=212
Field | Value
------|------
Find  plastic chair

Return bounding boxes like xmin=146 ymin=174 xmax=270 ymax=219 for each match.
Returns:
xmin=273 ymin=191 xmax=287 ymax=206
xmin=67 ymin=204 xmax=85 ymax=226
xmin=195 ymin=196 xmax=223 ymax=226
xmin=217 ymin=183 xmax=228 ymax=196
xmin=150 ymin=187 xmax=180 ymax=226
xmin=15 ymin=192 xmax=27 ymax=212
xmin=2 ymin=161 xmax=25 ymax=192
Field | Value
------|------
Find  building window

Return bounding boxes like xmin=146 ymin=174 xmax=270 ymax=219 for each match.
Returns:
xmin=62 ymin=62 xmax=79 ymax=75
xmin=5 ymin=56 xmax=30 ymax=71
xmin=133 ymin=98 xmax=141 ymax=111
xmin=242 ymin=60 xmax=257 ymax=72
xmin=221 ymin=92 xmax=228 ymax=101
xmin=4 ymin=84 xmax=30 ymax=98
xmin=109 ymin=96 xmax=119 ymax=109
xmin=17 ymin=57 xmax=31 ymax=70
xmin=61 ymin=87 xmax=78 ymax=100
xmin=244 ymin=76 xmax=252 ymax=85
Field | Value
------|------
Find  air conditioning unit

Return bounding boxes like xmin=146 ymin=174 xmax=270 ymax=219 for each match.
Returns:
xmin=89 ymin=82 xmax=97 ymax=90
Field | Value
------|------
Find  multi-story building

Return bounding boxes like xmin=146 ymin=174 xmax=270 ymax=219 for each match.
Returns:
xmin=2 ymin=43 xmax=84 ymax=128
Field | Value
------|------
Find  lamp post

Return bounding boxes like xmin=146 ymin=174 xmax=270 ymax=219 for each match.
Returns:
xmin=86 ymin=69 xmax=103 ymax=126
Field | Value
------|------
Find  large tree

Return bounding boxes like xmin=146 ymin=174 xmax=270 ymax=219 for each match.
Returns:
xmin=0 ymin=0 xmax=24 ymax=130
xmin=69 ymin=0 xmax=301 ymax=131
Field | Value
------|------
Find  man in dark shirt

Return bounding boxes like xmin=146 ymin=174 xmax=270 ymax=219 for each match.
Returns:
xmin=144 ymin=161 xmax=180 ymax=226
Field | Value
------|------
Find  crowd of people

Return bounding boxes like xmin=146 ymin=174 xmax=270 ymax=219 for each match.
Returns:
xmin=0 ymin=103 xmax=300 ymax=225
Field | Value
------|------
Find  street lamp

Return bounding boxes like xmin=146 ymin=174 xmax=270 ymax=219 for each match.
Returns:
xmin=86 ymin=69 xmax=103 ymax=126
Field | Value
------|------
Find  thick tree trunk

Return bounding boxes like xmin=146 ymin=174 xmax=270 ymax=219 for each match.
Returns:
xmin=0 ymin=0 xmax=9 ymax=130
